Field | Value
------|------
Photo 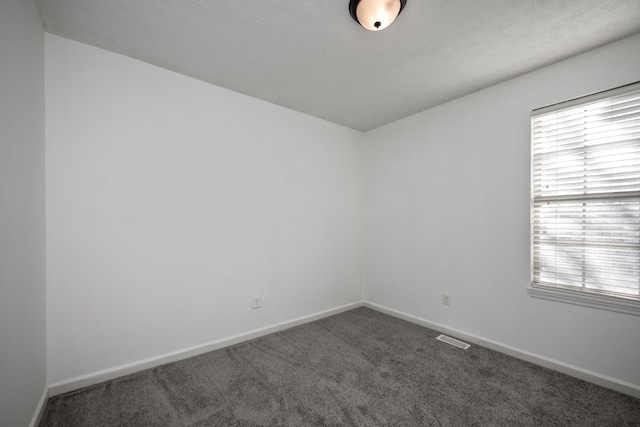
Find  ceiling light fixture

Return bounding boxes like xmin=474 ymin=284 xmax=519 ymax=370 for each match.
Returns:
xmin=349 ymin=0 xmax=407 ymax=31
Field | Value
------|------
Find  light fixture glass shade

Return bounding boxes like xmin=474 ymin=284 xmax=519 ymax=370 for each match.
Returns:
xmin=354 ymin=0 xmax=402 ymax=31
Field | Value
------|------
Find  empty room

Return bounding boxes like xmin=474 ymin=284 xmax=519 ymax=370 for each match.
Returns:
xmin=2 ymin=0 xmax=640 ymax=425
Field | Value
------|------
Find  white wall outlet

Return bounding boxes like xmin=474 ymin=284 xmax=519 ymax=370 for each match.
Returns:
xmin=252 ymin=294 xmax=262 ymax=309
xmin=442 ymin=293 xmax=452 ymax=306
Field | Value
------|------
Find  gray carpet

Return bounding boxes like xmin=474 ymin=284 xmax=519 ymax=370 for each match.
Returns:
xmin=41 ymin=307 xmax=640 ymax=426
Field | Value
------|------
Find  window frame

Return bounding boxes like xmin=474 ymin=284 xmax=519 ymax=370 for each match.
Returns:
xmin=528 ymin=82 xmax=640 ymax=316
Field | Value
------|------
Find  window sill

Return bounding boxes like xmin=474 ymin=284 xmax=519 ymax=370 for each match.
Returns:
xmin=527 ymin=285 xmax=640 ymax=316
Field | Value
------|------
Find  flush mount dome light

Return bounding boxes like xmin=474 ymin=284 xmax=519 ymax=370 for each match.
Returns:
xmin=349 ymin=0 xmax=407 ymax=31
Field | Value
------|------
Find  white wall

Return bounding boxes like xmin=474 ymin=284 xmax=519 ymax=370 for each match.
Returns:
xmin=0 ymin=0 xmax=47 ymax=425
xmin=365 ymin=33 xmax=640 ymax=389
xmin=46 ymin=34 xmax=364 ymax=384
xmin=44 ymin=28 xmax=640 ymax=394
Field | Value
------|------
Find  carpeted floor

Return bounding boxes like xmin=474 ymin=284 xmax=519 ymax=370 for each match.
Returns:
xmin=41 ymin=307 xmax=640 ymax=426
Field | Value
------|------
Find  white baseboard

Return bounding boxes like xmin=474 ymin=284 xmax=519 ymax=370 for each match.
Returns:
xmin=29 ymin=385 xmax=49 ymax=427
xmin=364 ymin=301 xmax=640 ymax=399
xmin=48 ymin=301 xmax=364 ymax=396
xmin=46 ymin=300 xmax=640 ymax=400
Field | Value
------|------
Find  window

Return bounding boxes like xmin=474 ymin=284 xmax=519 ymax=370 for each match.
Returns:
xmin=530 ymin=82 xmax=640 ymax=315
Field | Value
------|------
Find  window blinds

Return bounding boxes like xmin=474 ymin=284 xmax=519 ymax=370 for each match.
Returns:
xmin=531 ymin=82 xmax=640 ymax=300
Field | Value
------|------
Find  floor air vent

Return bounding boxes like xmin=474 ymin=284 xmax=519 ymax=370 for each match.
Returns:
xmin=436 ymin=334 xmax=471 ymax=350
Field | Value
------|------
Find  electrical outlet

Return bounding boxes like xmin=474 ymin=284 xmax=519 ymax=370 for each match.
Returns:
xmin=442 ymin=293 xmax=452 ymax=306
xmin=252 ymin=295 xmax=262 ymax=309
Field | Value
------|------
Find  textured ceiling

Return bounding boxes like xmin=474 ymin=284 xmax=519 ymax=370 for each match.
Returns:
xmin=35 ymin=0 xmax=640 ymax=132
